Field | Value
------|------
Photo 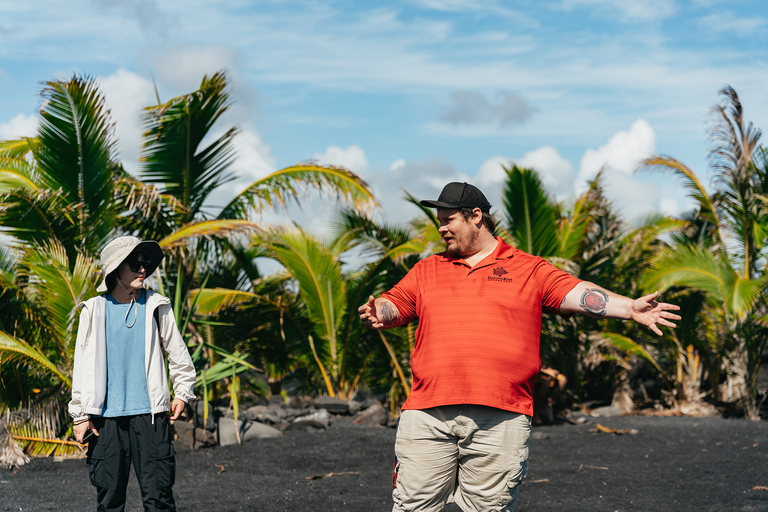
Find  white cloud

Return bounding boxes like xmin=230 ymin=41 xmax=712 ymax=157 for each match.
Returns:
xmin=150 ymin=45 xmax=241 ymax=91
xmin=390 ymin=159 xmax=406 ymax=171
xmin=561 ymin=0 xmax=676 ymax=22
xmin=603 ymin=172 xmax=661 ymax=222
xmin=576 ymin=119 xmax=661 ymax=221
xmin=476 ymin=156 xmax=511 ymax=187
xmin=201 ymin=122 xmax=276 ymax=215
xmin=366 ymin=157 xmax=469 ymax=225
xmin=98 ymin=69 xmax=156 ymax=172
xmin=698 ymin=13 xmax=767 ymax=35
xmin=232 ymin=125 xmax=275 ymax=182
xmin=659 ymin=197 xmax=680 ymax=216
xmin=440 ymin=90 xmax=536 ymax=129
xmin=412 ymin=0 xmax=487 ymax=12
xmin=0 ymin=114 xmax=38 ymax=139
xmin=578 ymin=119 xmax=656 ymax=184
xmin=518 ymin=146 xmax=575 ymax=196
xmin=476 ymin=146 xmax=575 ymax=198
xmin=313 ymin=145 xmax=368 ymax=174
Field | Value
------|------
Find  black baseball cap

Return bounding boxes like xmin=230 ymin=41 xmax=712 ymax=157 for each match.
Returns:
xmin=420 ymin=182 xmax=492 ymax=212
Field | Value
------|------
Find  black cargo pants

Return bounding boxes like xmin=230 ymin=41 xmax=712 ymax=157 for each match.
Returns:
xmin=87 ymin=413 xmax=176 ymax=512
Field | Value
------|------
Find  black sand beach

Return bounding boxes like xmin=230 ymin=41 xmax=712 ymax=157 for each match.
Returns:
xmin=3 ymin=415 xmax=767 ymax=512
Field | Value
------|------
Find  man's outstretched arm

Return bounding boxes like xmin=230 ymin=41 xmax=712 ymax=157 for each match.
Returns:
xmin=358 ymin=295 xmax=404 ymax=329
xmin=559 ymin=282 xmax=681 ymax=336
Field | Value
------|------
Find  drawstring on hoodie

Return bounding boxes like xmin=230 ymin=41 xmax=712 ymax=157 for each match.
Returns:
xmin=116 ymin=278 xmax=138 ymax=328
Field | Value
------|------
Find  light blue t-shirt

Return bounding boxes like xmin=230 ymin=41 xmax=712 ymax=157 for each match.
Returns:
xmin=101 ymin=290 xmax=151 ymax=417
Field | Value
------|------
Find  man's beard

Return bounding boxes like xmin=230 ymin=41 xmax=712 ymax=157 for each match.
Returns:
xmin=445 ymin=229 xmax=479 ymax=257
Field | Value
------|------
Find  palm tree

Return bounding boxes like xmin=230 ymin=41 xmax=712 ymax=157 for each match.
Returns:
xmin=640 ymin=86 xmax=768 ymax=419
xmin=500 ymin=164 xmax=687 ymax=411
xmin=0 ymin=76 xmax=118 ymax=404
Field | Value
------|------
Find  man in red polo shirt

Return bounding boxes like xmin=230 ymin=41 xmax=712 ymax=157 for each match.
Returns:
xmin=358 ymin=182 xmax=680 ymax=512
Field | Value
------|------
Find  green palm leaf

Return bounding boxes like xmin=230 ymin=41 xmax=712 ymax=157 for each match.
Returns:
xmin=20 ymin=241 xmax=98 ymax=356
xmin=33 ymin=76 xmax=117 ymax=254
xmin=641 ymin=244 xmax=766 ymax=320
xmin=220 ymin=163 xmax=377 ymax=220
xmin=0 ymin=138 xmax=38 ymax=158
xmin=0 ymin=331 xmax=71 ymax=387
xmin=0 ymin=188 xmax=74 ymax=247
xmin=192 ymin=287 xmax=260 ymax=315
xmin=159 ymin=219 xmax=263 ymax=249
xmin=595 ymin=331 xmax=664 ymax=375
xmin=257 ymin=228 xmax=346 ymax=368
xmin=0 ymin=144 xmax=37 ymax=192
xmin=639 ymin=156 xmax=725 ymax=247
xmin=502 ymin=165 xmax=561 ymax=256
xmin=140 ymin=71 xmax=237 ymax=221
xmin=557 ymin=171 xmax=602 ymax=261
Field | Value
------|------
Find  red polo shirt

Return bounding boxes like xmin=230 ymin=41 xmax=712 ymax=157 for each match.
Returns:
xmin=382 ymin=237 xmax=580 ymax=416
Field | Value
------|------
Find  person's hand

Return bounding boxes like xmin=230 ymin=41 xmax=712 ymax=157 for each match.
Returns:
xmin=74 ymin=419 xmax=98 ymax=444
xmin=169 ymin=398 xmax=186 ymax=420
xmin=358 ymin=295 xmax=383 ymax=329
xmin=630 ymin=291 xmax=681 ymax=335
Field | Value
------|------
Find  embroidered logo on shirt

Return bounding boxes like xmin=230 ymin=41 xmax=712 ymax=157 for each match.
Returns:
xmin=488 ymin=266 xmax=512 ymax=283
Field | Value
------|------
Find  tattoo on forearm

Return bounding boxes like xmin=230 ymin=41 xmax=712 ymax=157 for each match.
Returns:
xmin=378 ymin=302 xmax=401 ymax=326
xmin=579 ymin=288 xmax=608 ymax=316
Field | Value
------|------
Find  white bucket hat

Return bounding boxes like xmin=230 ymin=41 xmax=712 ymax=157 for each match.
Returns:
xmin=97 ymin=236 xmax=165 ymax=293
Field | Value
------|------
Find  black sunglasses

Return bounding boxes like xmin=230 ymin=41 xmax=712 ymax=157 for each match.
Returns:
xmin=128 ymin=258 xmax=152 ymax=272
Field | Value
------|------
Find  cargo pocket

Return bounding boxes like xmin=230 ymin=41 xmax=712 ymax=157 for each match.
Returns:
xmin=155 ymin=440 xmax=176 ymax=488
xmin=498 ymin=444 xmax=530 ymax=509
xmin=87 ymin=440 xmax=109 ymax=489
xmin=151 ymin=416 xmax=177 ymax=489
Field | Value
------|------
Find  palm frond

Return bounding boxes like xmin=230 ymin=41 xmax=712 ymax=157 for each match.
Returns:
xmin=140 ymin=71 xmax=238 ymax=221
xmin=0 ymin=138 xmax=39 ymax=158
xmin=256 ymin=228 xmax=346 ymax=369
xmin=593 ymin=331 xmax=664 ymax=375
xmin=0 ymin=188 xmax=74 ymax=247
xmin=34 ymin=76 xmax=118 ymax=254
xmin=502 ymin=165 xmax=561 ymax=256
xmin=639 ymin=156 xmax=725 ymax=248
xmin=19 ymin=240 xmax=97 ymax=355
xmin=0 ymin=331 xmax=71 ymax=387
xmin=159 ymin=219 xmax=263 ymax=249
xmin=191 ymin=287 xmax=260 ymax=315
xmin=557 ymin=170 xmax=603 ymax=261
xmin=114 ymin=174 xmax=188 ymax=238
xmin=0 ymin=151 xmax=37 ymax=192
xmin=708 ymin=86 xmax=762 ymax=179
xmin=220 ymin=163 xmax=377 ymax=220
xmin=641 ymin=244 xmax=766 ymax=321
xmin=402 ymin=190 xmax=439 ymax=230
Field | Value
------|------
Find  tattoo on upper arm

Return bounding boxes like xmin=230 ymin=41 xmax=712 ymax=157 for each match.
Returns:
xmin=579 ymin=288 xmax=608 ymax=316
xmin=378 ymin=302 xmax=401 ymax=326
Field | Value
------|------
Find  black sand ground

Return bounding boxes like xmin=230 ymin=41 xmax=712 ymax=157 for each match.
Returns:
xmin=2 ymin=415 xmax=767 ymax=512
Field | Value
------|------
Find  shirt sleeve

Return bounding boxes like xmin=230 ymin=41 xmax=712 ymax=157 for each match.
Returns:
xmin=534 ymin=258 xmax=582 ymax=315
xmin=381 ymin=261 xmax=422 ymax=325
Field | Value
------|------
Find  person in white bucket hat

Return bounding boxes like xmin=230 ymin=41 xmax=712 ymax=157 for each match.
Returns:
xmin=68 ymin=236 xmax=196 ymax=511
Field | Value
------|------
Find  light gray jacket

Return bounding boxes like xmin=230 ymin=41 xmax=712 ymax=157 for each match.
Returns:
xmin=68 ymin=290 xmax=196 ymax=422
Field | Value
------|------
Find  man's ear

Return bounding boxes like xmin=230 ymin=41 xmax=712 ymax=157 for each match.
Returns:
xmin=472 ymin=207 xmax=483 ymax=226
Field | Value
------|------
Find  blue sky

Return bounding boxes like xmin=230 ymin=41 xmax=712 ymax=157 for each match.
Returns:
xmin=1 ymin=0 xmax=767 ymax=231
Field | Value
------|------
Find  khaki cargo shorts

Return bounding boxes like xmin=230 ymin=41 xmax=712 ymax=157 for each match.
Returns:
xmin=392 ymin=405 xmax=531 ymax=512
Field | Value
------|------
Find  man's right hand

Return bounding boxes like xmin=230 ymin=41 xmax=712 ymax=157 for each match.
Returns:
xmin=74 ymin=419 xmax=98 ymax=443
xmin=359 ymin=295 xmax=382 ymax=329
xmin=358 ymin=295 xmax=402 ymax=329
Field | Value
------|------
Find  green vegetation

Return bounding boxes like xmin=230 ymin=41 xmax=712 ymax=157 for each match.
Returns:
xmin=0 ymin=75 xmax=765 ymax=462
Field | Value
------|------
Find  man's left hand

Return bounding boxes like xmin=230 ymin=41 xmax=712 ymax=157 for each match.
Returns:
xmin=631 ymin=291 xmax=681 ymax=335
